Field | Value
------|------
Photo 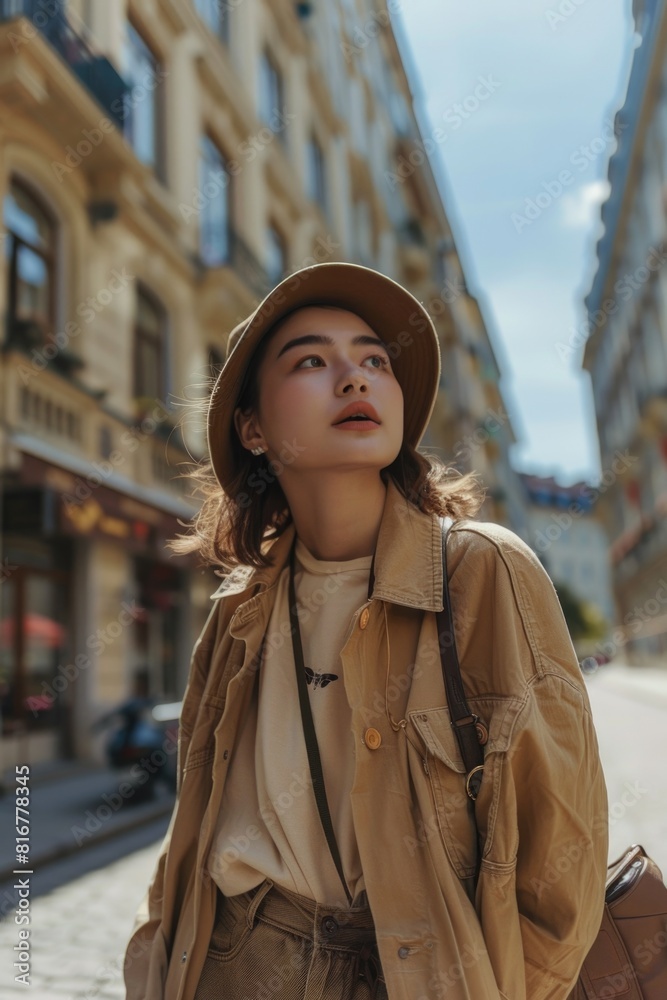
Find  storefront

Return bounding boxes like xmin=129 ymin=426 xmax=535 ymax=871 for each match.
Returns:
xmin=1 ymin=452 xmax=210 ymax=769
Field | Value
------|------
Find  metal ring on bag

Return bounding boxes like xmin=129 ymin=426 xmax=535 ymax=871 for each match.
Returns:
xmin=465 ymin=765 xmax=484 ymax=800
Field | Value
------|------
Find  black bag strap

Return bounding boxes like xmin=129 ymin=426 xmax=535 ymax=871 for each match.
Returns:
xmin=436 ymin=517 xmax=486 ymax=800
xmin=288 ymin=536 xmax=355 ymax=907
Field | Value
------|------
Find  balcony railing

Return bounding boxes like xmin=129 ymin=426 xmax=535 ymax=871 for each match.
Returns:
xmin=0 ymin=0 xmax=129 ymax=128
xmin=198 ymin=226 xmax=274 ymax=299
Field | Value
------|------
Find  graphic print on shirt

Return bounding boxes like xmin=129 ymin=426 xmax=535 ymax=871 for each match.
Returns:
xmin=304 ymin=667 xmax=339 ymax=688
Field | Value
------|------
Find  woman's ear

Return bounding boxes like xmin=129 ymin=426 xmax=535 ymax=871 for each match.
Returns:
xmin=234 ymin=405 xmax=262 ymax=452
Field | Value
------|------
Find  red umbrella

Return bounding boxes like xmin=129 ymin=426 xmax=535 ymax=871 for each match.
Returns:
xmin=0 ymin=614 xmax=66 ymax=648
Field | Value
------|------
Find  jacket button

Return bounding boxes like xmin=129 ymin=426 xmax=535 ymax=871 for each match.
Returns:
xmin=359 ymin=607 xmax=370 ymax=629
xmin=398 ymin=946 xmax=411 ymax=958
xmin=223 ymin=749 xmax=229 ymax=759
xmin=364 ymin=727 xmax=381 ymax=749
xmin=181 ymin=950 xmax=187 ymax=963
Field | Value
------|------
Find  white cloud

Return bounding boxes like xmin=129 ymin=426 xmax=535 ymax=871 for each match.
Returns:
xmin=560 ymin=179 xmax=611 ymax=229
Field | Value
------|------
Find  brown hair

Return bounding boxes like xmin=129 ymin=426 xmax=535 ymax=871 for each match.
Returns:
xmin=168 ymin=306 xmax=487 ymax=573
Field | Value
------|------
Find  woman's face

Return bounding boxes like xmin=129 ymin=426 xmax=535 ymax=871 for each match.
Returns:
xmin=234 ymin=305 xmax=404 ymax=478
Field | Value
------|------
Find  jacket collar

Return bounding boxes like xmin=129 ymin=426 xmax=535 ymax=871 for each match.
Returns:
xmin=210 ymin=476 xmax=446 ymax=613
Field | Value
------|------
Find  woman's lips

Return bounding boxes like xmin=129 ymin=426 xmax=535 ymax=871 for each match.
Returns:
xmin=332 ymin=419 xmax=381 ymax=430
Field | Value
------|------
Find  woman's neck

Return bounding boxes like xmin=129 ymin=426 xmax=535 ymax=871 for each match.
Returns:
xmin=282 ymin=473 xmax=387 ymax=561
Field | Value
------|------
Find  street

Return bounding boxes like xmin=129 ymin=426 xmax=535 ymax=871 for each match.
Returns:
xmin=1 ymin=663 xmax=666 ymax=998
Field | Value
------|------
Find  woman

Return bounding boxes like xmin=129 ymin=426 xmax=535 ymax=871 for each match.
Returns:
xmin=123 ymin=261 xmax=609 ymax=1000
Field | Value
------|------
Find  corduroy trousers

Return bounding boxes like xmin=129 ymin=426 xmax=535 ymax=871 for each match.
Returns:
xmin=193 ymin=877 xmax=388 ymax=999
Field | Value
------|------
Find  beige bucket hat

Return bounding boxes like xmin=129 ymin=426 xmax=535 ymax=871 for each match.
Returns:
xmin=206 ymin=261 xmax=441 ymax=494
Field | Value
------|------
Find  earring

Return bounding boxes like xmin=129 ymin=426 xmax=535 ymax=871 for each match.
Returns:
xmin=250 ymin=445 xmax=266 ymax=456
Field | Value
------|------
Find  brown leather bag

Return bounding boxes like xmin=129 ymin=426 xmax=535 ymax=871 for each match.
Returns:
xmin=566 ymin=844 xmax=667 ymax=999
xmin=438 ymin=521 xmax=667 ymax=1000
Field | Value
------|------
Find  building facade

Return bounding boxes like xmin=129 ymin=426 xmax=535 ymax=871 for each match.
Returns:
xmin=0 ymin=0 xmax=522 ymax=769
xmin=520 ymin=474 xmax=615 ymax=639
xmin=582 ymin=0 xmax=667 ymax=663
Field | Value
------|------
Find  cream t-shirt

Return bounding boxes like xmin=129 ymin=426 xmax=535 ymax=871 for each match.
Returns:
xmin=206 ymin=535 xmax=373 ymax=908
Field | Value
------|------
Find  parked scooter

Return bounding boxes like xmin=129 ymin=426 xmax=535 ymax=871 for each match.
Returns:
xmin=92 ymin=696 xmax=181 ymax=799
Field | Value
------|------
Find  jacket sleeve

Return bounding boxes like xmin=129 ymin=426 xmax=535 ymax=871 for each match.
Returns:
xmin=510 ymin=671 xmax=608 ymax=999
xmin=123 ymin=597 xmax=222 ymax=1000
xmin=490 ymin=529 xmax=609 ymax=1000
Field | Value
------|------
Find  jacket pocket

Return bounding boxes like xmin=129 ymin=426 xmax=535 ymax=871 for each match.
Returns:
xmin=408 ymin=697 xmax=525 ymax=878
xmin=408 ymin=706 xmax=480 ymax=880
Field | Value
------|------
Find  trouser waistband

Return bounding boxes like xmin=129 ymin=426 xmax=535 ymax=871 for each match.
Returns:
xmin=228 ymin=878 xmax=377 ymax=948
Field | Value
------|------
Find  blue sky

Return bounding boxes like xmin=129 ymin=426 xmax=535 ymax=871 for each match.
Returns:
xmin=398 ymin=0 xmax=637 ymax=486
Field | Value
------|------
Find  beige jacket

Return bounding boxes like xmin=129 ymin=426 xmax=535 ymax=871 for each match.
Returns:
xmin=124 ymin=477 xmax=609 ymax=1000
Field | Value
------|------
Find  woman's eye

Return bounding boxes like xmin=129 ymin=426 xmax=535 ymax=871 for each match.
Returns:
xmin=296 ymin=354 xmax=389 ymax=368
xmin=366 ymin=355 xmax=390 ymax=369
xmin=296 ymin=356 xmax=324 ymax=369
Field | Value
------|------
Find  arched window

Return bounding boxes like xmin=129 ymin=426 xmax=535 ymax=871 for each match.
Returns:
xmin=134 ymin=285 xmax=167 ymax=402
xmin=3 ymin=177 xmax=57 ymax=346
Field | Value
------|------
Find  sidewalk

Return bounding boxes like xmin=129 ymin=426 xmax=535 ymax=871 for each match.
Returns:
xmin=0 ymin=759 xmax=175 ymax=884
xmin=587 ymin=662 xmax=667 ymax=711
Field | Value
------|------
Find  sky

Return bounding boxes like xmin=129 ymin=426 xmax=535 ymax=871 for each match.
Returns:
xmin=398 ymin=0 xmax=638 ymax=486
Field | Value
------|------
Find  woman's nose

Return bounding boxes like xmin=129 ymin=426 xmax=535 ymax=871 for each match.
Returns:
xmin=338 ymin=371 xmax=369 ymax=393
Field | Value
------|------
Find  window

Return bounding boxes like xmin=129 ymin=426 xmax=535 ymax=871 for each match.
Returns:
xmin=307 ymin=132 xmax=326 ymax=212
xmin=134 ymin=286 xmax=167 ymax=402
xmin=121 ymin=22 xmax=164 ymax=177
xmin=194 ymin=0 xmax=230 ymax=44
xmin=199 ymin=135 xmax=231 ymax=266
xmin=259 ymin=49 xmax=286 ymax=145
xmin=3 ymin=178 xmax=57 ymax=347
xmin=266 ymin=224 xmax=287 ymax=284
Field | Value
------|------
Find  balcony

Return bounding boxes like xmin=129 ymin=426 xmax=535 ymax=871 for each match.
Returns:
xmin=0 ymin=0 xmax=128 ymax=127
xmin=197 ymin=225 xmax=273 ymax=303
xmin=4 ymin=317 xmax=85 ymax=377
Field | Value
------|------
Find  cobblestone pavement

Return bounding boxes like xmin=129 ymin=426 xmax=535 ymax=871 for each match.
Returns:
xmin=2 ymin=833 xmax=163 ymax=998
xmin=1 ymin=663 xmax=666 ymax=998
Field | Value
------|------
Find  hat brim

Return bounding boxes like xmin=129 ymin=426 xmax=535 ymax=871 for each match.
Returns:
xmin=207 ymin=261 xmax=441 ymax=495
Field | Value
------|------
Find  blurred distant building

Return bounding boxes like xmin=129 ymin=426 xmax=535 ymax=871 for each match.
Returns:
xmin=519 ymin=474 xmax=615 ymax=630
xmin=582 ymin=0 xmax=667 ymax=663
xmin=0 ymin=0 xmax=524 ymax=769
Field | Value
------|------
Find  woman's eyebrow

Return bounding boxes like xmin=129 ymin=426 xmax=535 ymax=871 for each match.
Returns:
xmin=275 ymin=333 xmax=389 ymax=359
